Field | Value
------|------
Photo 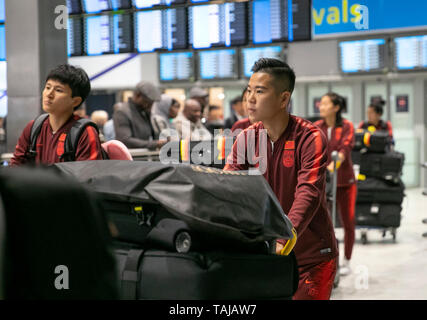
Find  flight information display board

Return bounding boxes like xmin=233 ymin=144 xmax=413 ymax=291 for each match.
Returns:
xmin=133 ymin=0 xmax=186 ymax=8
xmin=339 ymin=39 xmax=387 ymax=73
xmin=111 ymin=0 xmax=133 ymax=9
xmin=241 ymin=45 xmax=283 ymax=78
xmin=189 ymin=2 xmax=247 ymax=49
xmin=197 ymin=49 xmax=238 ymax=80
xmin=84 ymin=14 xmax=133 ymax=55
xmin=0 ymin=25 xmax=5 ymax=61
xmin=159 ymin=51 xmax=194 ymax=82
xmin=68 ymin=17 xmax=84 ymax=56
xmin=66 ymin=0 xmax=83 ymax=15
xmin=250 ymin=0 xmax=310 ymax=44
xmin=134 ymin=8 xmax=187 ymax=52
xmin=394 ymin=35 xmax=427 ymax=71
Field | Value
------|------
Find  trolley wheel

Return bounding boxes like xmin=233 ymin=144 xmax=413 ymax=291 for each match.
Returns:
xmin=382 ymin=230 xmax=386 ymax=238
xmin=361 ymin=231 xmax=368 ymax=245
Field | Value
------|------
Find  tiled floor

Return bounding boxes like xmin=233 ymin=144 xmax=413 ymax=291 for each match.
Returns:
xmin=331 ymin=188 xmax=427 ymax=300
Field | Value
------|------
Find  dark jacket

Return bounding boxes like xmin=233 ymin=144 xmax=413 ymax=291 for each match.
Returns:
xmin=224 ymin=112 xmax=239 ymax=130
xmin=224 ymin=115 xmax=338 ymax=267
xmin=113 ymin=101 xmax=159 ymax=150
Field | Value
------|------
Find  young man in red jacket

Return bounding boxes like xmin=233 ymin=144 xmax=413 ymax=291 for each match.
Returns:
xmin=224 ymin=58 xmax=338 ymax=300
xmin=10 ymin=64 xmax=103 ymax=166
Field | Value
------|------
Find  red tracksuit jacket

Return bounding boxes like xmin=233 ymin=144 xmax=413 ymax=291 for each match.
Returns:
xmin=358 ymin=120 xmax=393 ymax=139
xmin=224 ymin=115 xmax=338 ymax=266
xmin=11 ymin=114 xmax=103 ymax=166
xmin=314 ymin=119 xmax=356 ymax=187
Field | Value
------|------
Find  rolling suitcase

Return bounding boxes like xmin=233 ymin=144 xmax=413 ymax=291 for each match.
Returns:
xmin=359 ymin=151 xmax=404 ymax=183
xmin=355 ymin=203 xmax=402 ymax=228
xmin=115 ymin=245 xmax=299 ymax=300
xmin=356 ymin=177 xmax=405 ymax=204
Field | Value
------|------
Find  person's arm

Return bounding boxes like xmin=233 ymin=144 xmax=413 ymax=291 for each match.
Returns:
xmin=357 ymin=121 xmax=364 ymax=129
xmin=10 ymin=121 xmax=34 ymax=167
xmin=337 ymin=121 xmax=355 ymax=163
xmin=223 ymin=130 xmax=249 ymax=171
xmin=286 ymin=129 xmax=328 ymax=238
xmin=75 ymin=126 xmax=104 ymax=161
xmin=113 ymin=109 xmax=158 ymax=150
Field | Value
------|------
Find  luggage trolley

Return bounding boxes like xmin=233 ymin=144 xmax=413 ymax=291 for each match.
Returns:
xmin=329 ymin=151 xmax=340 ymax=288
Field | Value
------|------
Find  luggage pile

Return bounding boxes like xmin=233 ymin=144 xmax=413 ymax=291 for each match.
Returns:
xmin=54 ymin=160 xmax=299 ymax=300
xmin=352 ymin=129 xmax=405 ymax=243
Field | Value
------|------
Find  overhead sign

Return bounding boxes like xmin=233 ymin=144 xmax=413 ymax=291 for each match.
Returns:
xmin=312 ymin=0 xmax=427 ymax=37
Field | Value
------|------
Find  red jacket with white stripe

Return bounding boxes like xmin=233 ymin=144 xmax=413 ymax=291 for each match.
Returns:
xmin=314 ymin=118 xmax=356 ymax=187
xmin=10 ymin=114 xmax=103 ymax=166
xmin=224 ymin=115 xmax=338 ymax=266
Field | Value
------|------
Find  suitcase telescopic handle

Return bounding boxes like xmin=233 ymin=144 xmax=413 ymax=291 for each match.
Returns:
xmin=279 ymin=228 xmax=297 ymax=256
xmin=331 ymin=151 xmax=339 ymax=228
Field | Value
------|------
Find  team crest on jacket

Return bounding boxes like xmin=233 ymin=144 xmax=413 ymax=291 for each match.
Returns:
xmin=283 ymin=140 xmax=295 ymax=167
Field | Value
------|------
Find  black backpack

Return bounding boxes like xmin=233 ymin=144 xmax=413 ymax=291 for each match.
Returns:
xmin=26 ymin=113 xmax=109 ymax=163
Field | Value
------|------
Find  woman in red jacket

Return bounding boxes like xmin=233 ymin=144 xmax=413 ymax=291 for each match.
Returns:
xmin=315 ymin=92 xmax=356 ymax=276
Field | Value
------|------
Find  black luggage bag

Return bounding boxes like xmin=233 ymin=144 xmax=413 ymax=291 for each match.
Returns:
xmin=358 ymin=151 xmax=405 ymax=183
xmin=354 ymin=129 xmax=391 ymax=153
xmin=115 ymin=245 xmax=299 ymax=300
xmin=355 ymin=203 xmax=402 ymax=228
xmin=356 ymin=177 xmax=405 ymax=204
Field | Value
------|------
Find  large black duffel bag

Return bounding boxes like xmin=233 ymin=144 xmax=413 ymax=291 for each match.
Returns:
xmin=354 ymin=129 xmax=391 ymax=153
xmin=359 ymin=151 xmax=405 ymax=183
xmin=54 ymin=161 xmax=294 ymax=253
xmin=115 ymin=245 xmax=299 ymax=300
xmin=355 ymin=203 xmax=402 ymax=228
xmin=356 ymin=177 xmax=405 ymax=205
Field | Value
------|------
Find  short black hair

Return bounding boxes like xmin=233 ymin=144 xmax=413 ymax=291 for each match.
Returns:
xmin=251 ymin=58 xmax=296 ymax=93
xmin=230 ymin=95 xmax=242 ymax=107
xmin=369 ymin=99 xmax=385 ymax=116
xmin=208 ymin=105 xmax=221 ymax=112
xmin=46 ymin=64 xmax=91 ymax=109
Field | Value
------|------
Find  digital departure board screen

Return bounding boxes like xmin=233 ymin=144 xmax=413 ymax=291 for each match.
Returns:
xmin=189 ymin=2 xmax=247 ymax=49
xmin=250 ymin=0 xmax=310 ymax=44
xmin=198 ymin=49 xmax=238 ymax=80
xmin=241 ymin=45 xmax=283 ymax=78
xmin=84 ymin=14 xmax=133 ymax=55
xmin=66 ymin=0 xmax=82 ymax=15
xmin=0 ymin=0 xmax=4 ymax=23
xmin=68 ymin=17 xmax=84 ymax=56
xmin=0 ymin=25 xmax=5 ymax=61
xmin=111 ymin=0 xmax=133 ymax=10
xmin=159 ymin=51 xmax=194 ymax=82
xmin=82 ymin=0 xmax=112 ymax=13
xmin=394 ymin=35 xmax=427 ymax=70
xmin=134 ymin=8 xmax=187 ymax=52
xmin=133 ymin=0 xmax=186 ymax=8
xmin=339 ymin=39 xmax=387 ymax=73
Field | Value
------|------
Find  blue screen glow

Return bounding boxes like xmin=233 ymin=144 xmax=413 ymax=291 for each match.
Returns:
xmin=242 ymin=46 xmax=282 ymax=77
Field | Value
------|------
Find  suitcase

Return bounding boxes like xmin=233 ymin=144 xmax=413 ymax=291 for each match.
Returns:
xmin=355 ymin=203 xmax=402 ymax=228
xmin=354 ymin=129 xmax=391 ymax=153
xmin=356 ymin=177 xmax=405 ymax=204
xmin=115 ymin=246 xmax=299 ymax=300
xmin=359 ymin=151 xmax=405 ymax=183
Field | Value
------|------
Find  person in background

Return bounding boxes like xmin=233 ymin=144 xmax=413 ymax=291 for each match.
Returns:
xmin=90 ymin=110 xmax=109 ymax=143
xmin=113 ymin=81 xmax=167 ymax=150
xmin=205 ymin=105 xmax=224 ymax=137
xmin=172 ymin=99 xmax=212 ymax=141
xmin=224 ymin=93 xmax=248 ymax=130
xmin=315 ymin=92 xmax=357 ymax=277
xmin=151 ymin=94 xmax=180 ymax=137
xmin=224 ymin=58 xmax=338 ymax=300
xmin=10 ymin=64 xmax=103 ymax=166
xmin=103 ymin=102 xmax=124 ymax=142
xmin=73 ymin=102 xmax=89 ymax=119
xmin=358 ymin=99 xmax=394 ymax=142
xmin=189 ymin=86 xmax=209 ymax=124
xmin=230 ymin=88 xmax=252 ymax=132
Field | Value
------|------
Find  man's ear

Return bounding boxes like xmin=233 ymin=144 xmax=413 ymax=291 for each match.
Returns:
xmin=72 ymin=96 xmax=83 ymax=109
xmin=280 ymin=91 xmax=291 ymax=110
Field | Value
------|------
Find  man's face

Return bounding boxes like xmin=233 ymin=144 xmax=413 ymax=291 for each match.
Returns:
xmin=208 ymin=108 xmax=223 ymax=122
xmin=169 ymin=102 xmax=180 ymax=119
xmin=246 ymin=72 xmax=290 ymax=123
xmin=184 ymin=100 xmax=202 ymax=123
xmin=42 ymin=79 xmax=81 ymax=116
xmin=232 ymin=101 xmax=246 ymax=117
xmin=134 ymin=92 xmax=154 ymax=111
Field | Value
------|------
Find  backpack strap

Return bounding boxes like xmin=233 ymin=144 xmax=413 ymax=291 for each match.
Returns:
xmin=26 ymin=114 xmax=49 ymax=163
xmin=60 ymin=119 xmax=100 ymax=162
xmin=121 ymin=249 xmax=144 ymax=300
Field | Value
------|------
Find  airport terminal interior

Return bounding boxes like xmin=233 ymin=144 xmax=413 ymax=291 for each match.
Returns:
xmin=0 ymin=0 xmax=426 ymax=301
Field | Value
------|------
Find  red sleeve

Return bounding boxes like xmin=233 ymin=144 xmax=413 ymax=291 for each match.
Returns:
xmin=338 ymin=120 xmax=355 ymax=161
xmin=223 ymin=130 xmax=249 ymax=171
xmin=10 ymin=121 xmax=34 ymax=167
xmin=75 ymin=126 xmax=103 ymax=161
xmin=386 ymin=121 xmax=393 ymax=138
xmin=287 ymin=128 xmax=328 ymax=237
xmin=358 ymin=121 xmax=364 ymax=129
